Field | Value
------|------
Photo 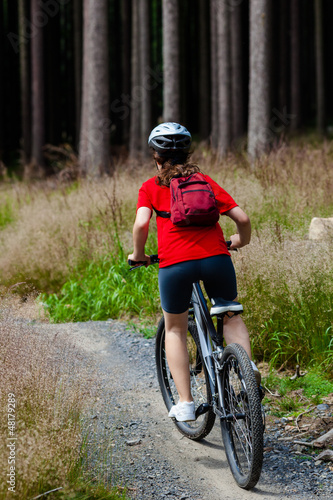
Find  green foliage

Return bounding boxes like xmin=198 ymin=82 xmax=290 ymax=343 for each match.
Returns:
xmin=244 ymin=252 xmax=333 ymax=372
xmin=42 ymin=236 xmax=160 ymax=323
xmin=262 ymin=369 xmax=333 ymax=416
xmin=263 ymin=369 xmax=333 ymax=400
xmin=128 ymin=319 xmax=157 ymax=339
xmin=0 ymin=198 xmax=15 ymax=229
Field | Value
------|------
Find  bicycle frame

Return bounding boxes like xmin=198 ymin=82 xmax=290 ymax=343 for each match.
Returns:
xmin=190 ymin=282 xmax=226 ymax=417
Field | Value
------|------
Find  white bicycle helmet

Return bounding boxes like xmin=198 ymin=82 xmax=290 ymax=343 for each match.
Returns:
xmin=148 ymin=122 xmax=192 ymax=154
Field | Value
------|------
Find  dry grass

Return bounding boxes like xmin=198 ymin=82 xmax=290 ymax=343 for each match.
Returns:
xmin=0 ymin=162 xmax=153 ymax=292
xmin=0 ymin=293 xmax=97 ymax=499
xmin=1 ymin=142 xmax=331 ymax=294
xmin=0 ymin=141 xmax=332 ymax=368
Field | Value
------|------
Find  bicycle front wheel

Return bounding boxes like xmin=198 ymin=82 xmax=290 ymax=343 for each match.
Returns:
xmin=155 ymin=317 xmax=215 ymax=440
xmin=220 ymin=343 xmax=263 ymax=490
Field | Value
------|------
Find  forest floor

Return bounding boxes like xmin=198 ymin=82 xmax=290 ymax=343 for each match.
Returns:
xmin=19 ymin=311 xmax=332 ymax=500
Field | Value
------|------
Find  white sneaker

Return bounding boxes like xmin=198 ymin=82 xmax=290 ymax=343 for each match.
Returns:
xmin=168 ymin=401 xmax=196 ymax=422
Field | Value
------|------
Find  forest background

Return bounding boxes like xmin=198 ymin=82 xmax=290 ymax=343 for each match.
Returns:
xmin=1 ymin=0 xmax=333 ymax=175
xmin=0 ymin=1 xmax=333 ymax=498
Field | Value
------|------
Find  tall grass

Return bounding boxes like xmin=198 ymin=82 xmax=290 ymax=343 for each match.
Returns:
xmin=0 ymin=141 xmax=332 ymax=373
xmin=236 ymin=237 xmax=333 ymax=371
xmin=0 ymin=294 xmax=127 ymax=499
xmin=41 ymin=234 xmax=160 ymax=323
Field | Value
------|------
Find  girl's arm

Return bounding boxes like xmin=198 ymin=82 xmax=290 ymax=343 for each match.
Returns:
xmin=128 ymin=207 xmax=152 ymax=263
xmin=224 ymin=206 xmax=251 ymax=250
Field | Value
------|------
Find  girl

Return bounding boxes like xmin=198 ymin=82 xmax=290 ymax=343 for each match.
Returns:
xmin=128 ymin=122 xmax=260 ymax=422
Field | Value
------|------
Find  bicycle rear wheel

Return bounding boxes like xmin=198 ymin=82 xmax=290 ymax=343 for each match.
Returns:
xmin=155 ymin=317 xmax=215 ymax=440
xmin=220 ymin=343 xmax=263 ymax=490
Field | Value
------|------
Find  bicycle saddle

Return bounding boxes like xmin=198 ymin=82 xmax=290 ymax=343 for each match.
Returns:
xmin=210 ymin=298 xmax=243 ymax=317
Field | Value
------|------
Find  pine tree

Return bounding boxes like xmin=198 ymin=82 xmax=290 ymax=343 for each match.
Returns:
xmin=162 ymin=0 xmax=180 ymax=122
xmin=129 ymin=0 xmax=141 ymax=156
xmin=230 ymin=1 xmax=245 ymax=142
xmin=30 ymin=0 xmax=45 ymax=177
xmin=216 ymin=0 xmax=231 ymax=155
xmin=139 ymin=0 xmax=151 ymax=156
xmin=79 ymin=0 xmax=110 ymax=176
xmin=248 ymin=0 xmax=271 ymax=159
xmin=18 ymin=0 xmax=31 ymax=169
xmin=314 ymin=0 xmax=325 ymax=134
xmin=290 ymin=0 xmax=301 ymax=131
xmin=210 ymin=0 xmax=218 ymax=149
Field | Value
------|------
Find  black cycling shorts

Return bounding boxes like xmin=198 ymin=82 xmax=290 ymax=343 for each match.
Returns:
xmin=158 ymin=254 xmax=237 ymax=314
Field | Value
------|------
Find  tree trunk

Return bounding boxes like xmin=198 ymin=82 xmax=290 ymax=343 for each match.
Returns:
xmin=290 ymin=0 xmax=301 ymax=131
xmin=73 ymin=0 xmax=82 ymax=148
xmin=247 ymin=0 xmax=271 ymax=160
xmin=0 ymin=1 xmax=5 ymax=162
xmin=139 ymin=0 xmax=151 ymax=157
xmin=121 ymin=0 xmax=131 ymax=146
xmin=18 ymin=0 xmax=31 ymax=168
xmin=216 ymin=0 xmax=231 ymax=155
xmin=314 ymin=0 xmax=325 ymax=134
xmin=30 ymin=0 xmax=45 ymax=177
xmin=162 ymin=0 xmax=180 ymax=122
xmin=45 ymin=7 xmax=61 ymax=150
xmin=79 ymin=0 xmax=90 ymax=168
xmin=129 ymin=0 xmax=141 ymax=156
xmin=278 ymin=0 xmax=288 ymax=112
xmin=198 ymin=0 xmax=210 ymax=140
xmin=210 ymin=0 xmax=218 ymax=149
xmin=230 ymin=1 xmax=245 ymax=143
xmin=79 ymin=0 xmax=110 ymax=177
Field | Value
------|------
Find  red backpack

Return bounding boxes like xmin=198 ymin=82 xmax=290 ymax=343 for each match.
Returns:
xmin=155 ymin=173 xmax=220 ymax=226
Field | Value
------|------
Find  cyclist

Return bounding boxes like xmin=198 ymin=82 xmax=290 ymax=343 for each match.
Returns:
xmin=128 ymin=122 xmax=261 ymax=422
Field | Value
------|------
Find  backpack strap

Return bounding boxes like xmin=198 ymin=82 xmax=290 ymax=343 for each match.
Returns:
xmin=153 ymin=207 xmax=171 ymax=219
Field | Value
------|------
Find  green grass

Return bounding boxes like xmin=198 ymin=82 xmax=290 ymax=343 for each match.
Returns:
xmin=41 ymin=235 xmax=160 ymax=323
xmin=0 ymin=198 xmax=15 ymax=229
xmin=262 ymin=369 xmax=333 ymax=417
xmin=242 ymin=245 xmax=333 ymax=373
xmin=263 ymin=369 xmax=333 ymax=399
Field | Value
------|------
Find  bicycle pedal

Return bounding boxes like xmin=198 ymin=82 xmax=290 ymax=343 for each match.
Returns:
xmin=195 ymin=403 xmax=210 ymax=418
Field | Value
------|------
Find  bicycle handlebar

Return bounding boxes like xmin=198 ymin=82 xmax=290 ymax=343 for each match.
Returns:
xmin=128 ymin=241 xmax=236 ymax=271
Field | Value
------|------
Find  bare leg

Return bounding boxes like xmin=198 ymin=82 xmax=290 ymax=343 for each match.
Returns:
xmin=223 ymin=313 xmax=252 ymax=360
xmin=163 ymin=309 xmax=193 ymax=403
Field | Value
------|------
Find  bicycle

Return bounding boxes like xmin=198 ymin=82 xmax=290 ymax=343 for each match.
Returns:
xmin=128 ymin=249 xmax=264 ymax=490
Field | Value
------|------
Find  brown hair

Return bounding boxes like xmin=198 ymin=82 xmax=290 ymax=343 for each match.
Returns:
xmin=153 ymin=151 xmax=201 ymax=187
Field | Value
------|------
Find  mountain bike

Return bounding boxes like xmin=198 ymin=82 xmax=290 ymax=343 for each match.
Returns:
xmin=128 ymin=251 xmax=264 ymax=490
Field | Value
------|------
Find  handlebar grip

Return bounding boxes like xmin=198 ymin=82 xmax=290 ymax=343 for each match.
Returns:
xmin=226 ymin=240 xmax=238 ymax=252
xmin=128 ymin=259 xmax=147 ymax=267
xmin=128 ymin=254 xmax=159 ymax=271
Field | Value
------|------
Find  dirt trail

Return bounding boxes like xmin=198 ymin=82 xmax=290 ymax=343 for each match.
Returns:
xmin=38 ymin=319 xmax=296 ymax=500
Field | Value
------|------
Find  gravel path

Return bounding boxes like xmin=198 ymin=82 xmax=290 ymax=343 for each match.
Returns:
xmin=40 ymin=319 xmax=333 ymax=500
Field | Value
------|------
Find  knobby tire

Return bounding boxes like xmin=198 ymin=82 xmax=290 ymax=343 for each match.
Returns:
xmin=220 ymin=343 xmax=264 ymax=489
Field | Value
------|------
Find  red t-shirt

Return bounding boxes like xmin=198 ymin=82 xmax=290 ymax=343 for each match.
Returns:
xmin=137 ymin=174 xmax=238 ymax=268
